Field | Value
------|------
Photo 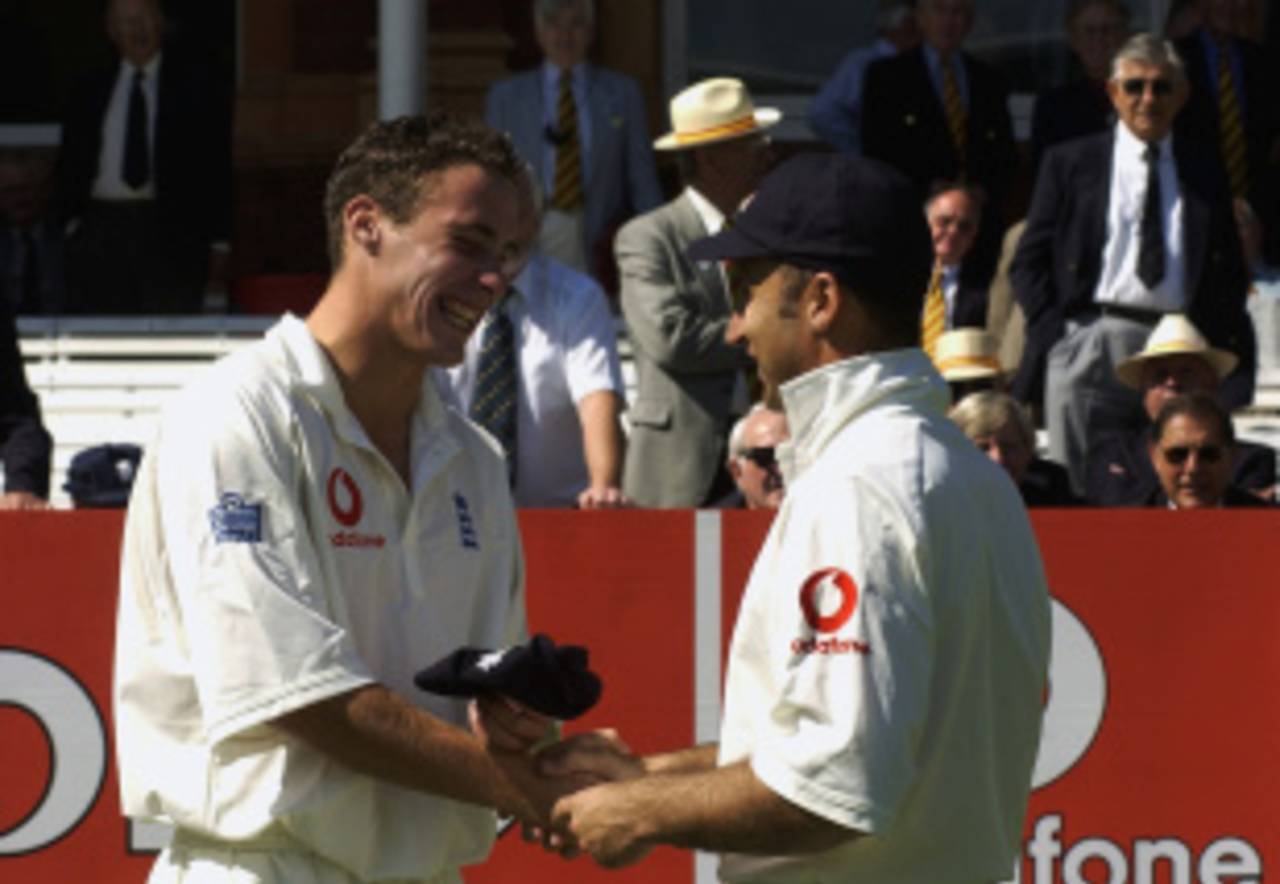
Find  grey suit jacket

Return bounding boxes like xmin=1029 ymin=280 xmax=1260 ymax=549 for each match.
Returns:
xmin=617 ymin=193 xmax=752 ymax=508
xmin=485 ymin=64 xmax=662 ymax=264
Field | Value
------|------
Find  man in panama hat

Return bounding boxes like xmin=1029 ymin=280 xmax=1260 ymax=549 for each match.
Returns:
xmin=1087 ymin=312 xmax=1275 ymax=504
xmin=617 ymin=77 xmax=779 ymax=507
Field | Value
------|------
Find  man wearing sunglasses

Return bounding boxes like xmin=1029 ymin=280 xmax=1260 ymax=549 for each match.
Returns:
xmin=724 ymin=404 xmax=788 ymax=510
xmin=1146 ymin=392 xmax=1273 ymax=508
xmin=1011 ymin=32 xmax=1253 ymax=496
xmin=1087 ymin=312 xmax=1275 ymax=504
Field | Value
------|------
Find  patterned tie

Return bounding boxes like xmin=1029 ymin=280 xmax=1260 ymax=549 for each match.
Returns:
xmin=1137 ymin=144 xmax=1165 ymax=290
xmin=922 ymin=266 xmax=946 ymax=359
xmin=941 ymin=61 xmax=967 ymax=176
xmin=1216 ymin=43 xmax=1248 ymax=198
xmin=551 ymin=69 xmax=583 ymax=212
xmin=470 ymin=295 xmax=518 ymax=486
xmin=122 ymin=68 xmax=150 ymax=189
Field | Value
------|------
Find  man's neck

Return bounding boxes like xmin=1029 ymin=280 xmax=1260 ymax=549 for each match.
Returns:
xmin=306 ymin=280 xmax=425 ymax=476
xmin=689 ymin=180 xmax=744 ymax=221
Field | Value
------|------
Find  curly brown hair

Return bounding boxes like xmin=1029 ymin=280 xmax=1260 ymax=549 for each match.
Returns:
xmin=322 ymin=112 xmax=523 ymax=268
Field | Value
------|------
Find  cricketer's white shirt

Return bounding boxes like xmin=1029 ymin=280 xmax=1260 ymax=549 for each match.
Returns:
xmin=717 ymin=350 xmax=1051 ymax=883
xmin=439 ymin=251 xmax=624 ymax=507
xmin=114 ymin=314 xmax=526 ymax=881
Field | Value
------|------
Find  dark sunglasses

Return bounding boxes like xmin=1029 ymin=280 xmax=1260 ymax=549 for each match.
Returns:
xmin=741 ymin=446 xmax=777 ymax=470
xmin=1160 ymin=444 xmax=1224 ymax=466
xmin=1120 ymin=77 xmax=1174 ymax=97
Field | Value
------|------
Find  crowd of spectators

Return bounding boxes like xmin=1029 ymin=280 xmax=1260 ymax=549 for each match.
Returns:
xmin=2 ymin=0 xmax=1278 ymax=511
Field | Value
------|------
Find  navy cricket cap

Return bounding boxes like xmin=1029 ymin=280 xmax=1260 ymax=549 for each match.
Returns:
xmin=688 ymin=152 xmax=931 ymax=297
xmin=414 ymin=633 xmax=602 ymax=720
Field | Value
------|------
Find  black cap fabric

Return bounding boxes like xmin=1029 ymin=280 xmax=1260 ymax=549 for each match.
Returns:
xmin=414 ymin=633 xmax=602 ymax=720
xmin=63 ymin=443 xmax=142 ymax=508
xmin=688 ymin=152 xmax=931 ymax=296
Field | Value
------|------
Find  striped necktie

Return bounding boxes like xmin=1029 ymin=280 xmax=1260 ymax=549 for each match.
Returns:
xmin=551 ymin=69 xmax=583 ymax=211
xmin=941 ymin=61 xmax=966 ymax=175
xmin=1216 ymin=42 xmax=1248 ymax=198
xmin=470 ymin=295 xmax=518 ymax=486
xmin=921 ymin=266 xmax=946 ymax=360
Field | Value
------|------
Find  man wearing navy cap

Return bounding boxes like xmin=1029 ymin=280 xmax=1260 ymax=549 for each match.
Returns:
xmin=537 ymin=152 xmax=1052 ymax=880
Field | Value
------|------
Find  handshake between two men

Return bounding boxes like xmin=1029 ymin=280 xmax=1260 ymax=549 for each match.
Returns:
xmin=472 ymin=693 xmax=660 ymax=869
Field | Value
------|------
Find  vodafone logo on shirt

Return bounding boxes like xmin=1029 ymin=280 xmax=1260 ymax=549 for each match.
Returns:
xmin=327 ymin=467 xmax=363 ymax=526
xmin=327 ymin=467 xmax=386 ymax=548
xmin=792 ymin=567 xmax=870 ymax=656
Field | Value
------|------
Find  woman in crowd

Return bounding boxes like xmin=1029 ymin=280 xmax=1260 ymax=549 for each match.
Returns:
xmin=949 ymin=390 xmax=1080 ymax=507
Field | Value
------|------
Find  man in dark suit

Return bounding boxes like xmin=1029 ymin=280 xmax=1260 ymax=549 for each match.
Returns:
xmin=56 ymin=0 xmax=231 ymax=314
xmin=1174 ymin=0 xmax=1280 ymax=262
xmin=921 ymin=181 xmax=987 ymax=365
xmin=0 ymin=150 xmax=67 ymax=315
xmin=1011 ymin=33 xmax=1253 ymax=494
xmin=485 ymin=0 xmax=661 ymax=286
xmin=861 ymin=0 xmax=1017 ymax=288
xmin=0 ymin=298 xmax=51 ymax=509
xmin=1030 ymin=0 xmax=1130 ymax=175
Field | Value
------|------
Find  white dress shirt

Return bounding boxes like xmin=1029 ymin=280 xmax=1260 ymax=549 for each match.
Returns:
xmin=1093 ymin=122 xmax=1186 ymax=312
xmin=439 ymin=252 xmax=624 ymax=507
xmin=92 ymin=54 xmax=161 ymax=201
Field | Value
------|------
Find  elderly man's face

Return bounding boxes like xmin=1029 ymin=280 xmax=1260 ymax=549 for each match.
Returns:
xmin=1068 ymin=2 xmax=1129 ymax=83
xmin=1140 ymin=354 xmax=1219 ymax=420
xmin=918 ymin=0 xmax=974 ymax=57
xmin=926 ymin=188 xmax=980 ymax=268
xmin=729 ymin=409 xmax=789 ymax=509
xmin=108 ymin=0 xmax=164 ymax=67
xmin=535 ymin=3 xmax=593 ymax=70
xmin=1149 ymin=413 xmax=1232 ymax=509
xmin=1108 ymin=59 xmax=1188 ymax=144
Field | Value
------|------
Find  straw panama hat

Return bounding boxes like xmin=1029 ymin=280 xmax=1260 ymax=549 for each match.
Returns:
xmin=1114 ymin=313 xmax=1237 ymax=389
xmin=653 ymin=78 xmax=780 ymax=151
xmin=933 ymin=328 xmax=1003 ymax=381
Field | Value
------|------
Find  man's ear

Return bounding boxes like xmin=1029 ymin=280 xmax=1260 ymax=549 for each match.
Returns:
xmin=345 ymin=196 xmax=382 ymax=257
xmin=807 ymin=271 xmax=840 ymax=333
xmin=727 ymin=457 xmax=744 ymax=483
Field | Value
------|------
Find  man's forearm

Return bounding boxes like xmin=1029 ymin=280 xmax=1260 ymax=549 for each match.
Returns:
xmin=560 ymin=759 xmax=858 ymax=859
xmin=578 ymin=390 xmax=625 ymax=490
xmin=274 ymin=684 xmax=548 ymax=821
xmin=642 ymin=742 xmax=718 ymax=775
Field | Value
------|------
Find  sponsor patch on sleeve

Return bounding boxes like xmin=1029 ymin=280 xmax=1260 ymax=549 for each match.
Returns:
xmin=209 ymin=493 xmax=263 ymax=543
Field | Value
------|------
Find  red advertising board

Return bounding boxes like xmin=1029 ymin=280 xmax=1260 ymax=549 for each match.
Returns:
xmin=2 ymin=509 xmax=1276 ymax=883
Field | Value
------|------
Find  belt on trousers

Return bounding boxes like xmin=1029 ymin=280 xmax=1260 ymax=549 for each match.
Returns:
xmin=1094 ymin=303 xmax=1166 ymax=324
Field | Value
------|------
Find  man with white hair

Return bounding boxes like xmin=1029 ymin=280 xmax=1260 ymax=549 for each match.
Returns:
xmin=1011 ymin=32 xmax=1254 ymax=494
xmin=724 ymin=405 xmax=788 ymax=510
xmin=617 ymin=77 xmax=776 ymax=507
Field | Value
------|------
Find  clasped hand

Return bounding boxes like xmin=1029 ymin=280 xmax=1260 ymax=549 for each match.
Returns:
xmin=470 ymin=696 xmax=653 ymax=868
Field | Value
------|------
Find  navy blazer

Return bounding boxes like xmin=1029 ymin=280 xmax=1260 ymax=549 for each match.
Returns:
xmin=1008 ymin=130 xmax=1254 ymax=407
xmin=0 ymin=300 xmax=51 ymax=496
xmin=952 ymin=280 xmax=988 ymax=329
xmin=1086 ymin=428 xmax=1276 ymax=506
xmin=485 ymin=64 xmax=662 ymax=268
xmin=56 ymin=51 xmax=232 ymax=244
xmin=1174 ymin=32 xmax=1279 ymax=207
xmin=1029 ymin=79 xmax=1113 ymax=176
xmin=862 ymin=46 xmax=1018 ymax=285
